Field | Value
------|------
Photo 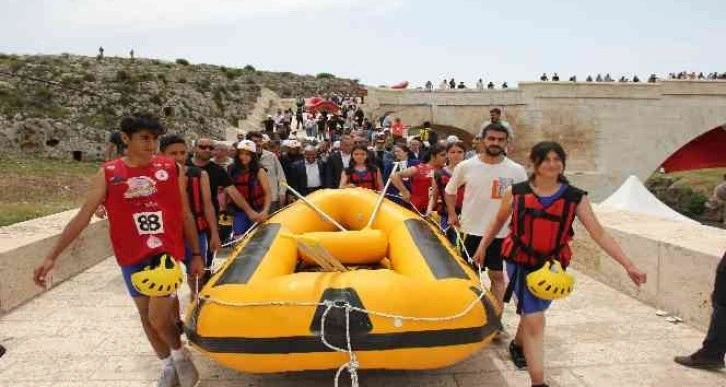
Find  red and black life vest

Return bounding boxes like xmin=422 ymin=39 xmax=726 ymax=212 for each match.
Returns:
xmin=409 ymin=163 xmax=435 ymax=212
xmin=501 ymin=182 xmax=586 ymax=268
xmin=231 ymin=168 xmax=265 ymax=211
xmin=347 ymin=167 xmax=379 ymax=190
xmin=435 ymin=168 xmax=464 ymax=215
xmin=185 ymin=166 xmax=209 ymax=232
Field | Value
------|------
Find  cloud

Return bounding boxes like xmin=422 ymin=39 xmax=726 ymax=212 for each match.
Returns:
xmin=46 ymin=0 xmax=393 ymax=29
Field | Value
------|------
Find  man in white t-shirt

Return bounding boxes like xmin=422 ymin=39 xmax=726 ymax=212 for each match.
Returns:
xmin=445 ymin=123 xmax=527 ymax=307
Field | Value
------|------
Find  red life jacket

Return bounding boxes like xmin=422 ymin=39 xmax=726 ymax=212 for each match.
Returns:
xmin=103 ymin=155 xmax=184 ymax=266
xmin=231 ymin=168 xmax=265 ymax=211
xmin=185 ymin=166 xmax=209 ymax=232
xmin=409 ymin=163 xmax=435 ymax=212
xmin=435 ymin=168 xmax=465 ymax=215
xmin=501 ymin=182 xmax=586 ymax=268
xmin=347 ymin=167 xmax=379 ymax=190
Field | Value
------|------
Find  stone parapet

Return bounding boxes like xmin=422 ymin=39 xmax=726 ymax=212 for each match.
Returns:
xmin=571 ymin=206 xmax=726 ymax=330
xmin=0 ymin=210 xmax=112 ymax=314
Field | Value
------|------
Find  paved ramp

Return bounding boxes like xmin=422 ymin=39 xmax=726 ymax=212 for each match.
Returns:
xmin=0 ymin=257 xmax=723 ymax=386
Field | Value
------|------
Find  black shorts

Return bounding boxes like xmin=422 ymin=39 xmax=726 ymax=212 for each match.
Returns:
xmin=463 ymin=235 xmax=504 ymax=272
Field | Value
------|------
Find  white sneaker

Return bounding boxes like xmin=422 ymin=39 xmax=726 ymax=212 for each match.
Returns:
xmin=173 ymin=349 xmax=200 ymax=387
xmin=156 ymin=364 xmax=179 ymax=387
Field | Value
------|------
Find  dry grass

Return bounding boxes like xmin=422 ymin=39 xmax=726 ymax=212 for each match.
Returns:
xmin=0 ymin=156 xmax=99 ymax=227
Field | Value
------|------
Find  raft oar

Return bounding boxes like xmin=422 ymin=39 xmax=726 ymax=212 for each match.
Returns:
xmin=281 ymin=233 xmax=348 ymax=272
xmin=282 ymin=183 xmax=348 ymax=232
xmin=365 ymin=162 xmax=400 ymax=229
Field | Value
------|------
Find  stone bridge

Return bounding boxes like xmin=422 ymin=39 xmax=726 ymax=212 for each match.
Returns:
xmin=363 ymin=81 xmax=726 ymax=201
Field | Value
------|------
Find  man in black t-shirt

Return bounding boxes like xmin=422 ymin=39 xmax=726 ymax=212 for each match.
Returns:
xmin=188 ymin=138 xmax=256 ymax=245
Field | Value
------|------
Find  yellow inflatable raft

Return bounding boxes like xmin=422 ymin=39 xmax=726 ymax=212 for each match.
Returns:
xmin=184 ymin=188 xmax=500 ymax=373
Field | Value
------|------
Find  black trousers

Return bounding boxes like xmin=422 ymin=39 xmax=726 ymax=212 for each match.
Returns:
xmin=703 ymin=252 xmax=726 ymax=358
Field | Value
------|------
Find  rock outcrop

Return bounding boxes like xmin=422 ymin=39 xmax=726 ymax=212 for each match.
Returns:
xmin=0 ymin=53 xmax=362 ymax=159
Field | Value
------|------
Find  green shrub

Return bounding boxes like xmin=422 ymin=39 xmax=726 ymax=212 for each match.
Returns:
xmin=9 ymin=60 xmax=24 ymax=73
xmin=115 ymin=70 xmax=130 ymax=82
xmin=175 ymin=58 xmax=190 ymax=66
xmin=316 ymin=72 xmax=335 ymax=79
xmin=243 ymin=64 xmax=256 ymax=72
xmin=685 ymin=191 xmax=708 ymax=216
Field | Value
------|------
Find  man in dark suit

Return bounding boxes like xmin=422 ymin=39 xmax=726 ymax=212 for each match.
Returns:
xmin=326 ymin=135 xmax=353 ymax=188
xmin=290 ymin=145 xmax=327 ymax=196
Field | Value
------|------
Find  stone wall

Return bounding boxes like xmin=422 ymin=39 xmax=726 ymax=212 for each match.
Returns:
xmin=0 ymin=210 xmax=112 ymax=314
xmin=571 ymin=206 xmax=726 ymax=330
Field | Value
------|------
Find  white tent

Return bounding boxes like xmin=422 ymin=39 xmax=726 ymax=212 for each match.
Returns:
xmin=599 ymin=175 xmax=700 ymax=224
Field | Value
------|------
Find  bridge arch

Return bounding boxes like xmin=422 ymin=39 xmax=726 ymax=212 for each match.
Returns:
xmin=660 ymin=125 xmax=726 ymax=173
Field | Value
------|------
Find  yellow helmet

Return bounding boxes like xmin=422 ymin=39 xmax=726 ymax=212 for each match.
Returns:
xmin=131 ymin=253 xmax=183 ymax=297
xmin=525 ymin=260 xmax=574 ymax=300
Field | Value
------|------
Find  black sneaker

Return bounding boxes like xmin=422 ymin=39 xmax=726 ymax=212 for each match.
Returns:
xmin=509 ymin=340 xmax=527 ymax=369
xmin=674 ymin=349 xmax=725 ymax=370
xmin=0 ymin=344 xmax=5 ymax=358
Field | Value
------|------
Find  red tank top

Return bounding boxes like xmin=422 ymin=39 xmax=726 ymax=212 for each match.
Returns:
xmin=409 ymin=163 xmax=435 ymax=212
xmin=103 ymin=155 xmax=185 ymax=266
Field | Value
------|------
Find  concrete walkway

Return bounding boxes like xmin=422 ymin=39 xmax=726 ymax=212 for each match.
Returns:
xmin=0 ymin=257 xmax=723 ymax=387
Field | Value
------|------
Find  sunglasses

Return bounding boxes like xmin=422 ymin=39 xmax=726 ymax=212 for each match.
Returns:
xmin=197 ymin=145 xmax=214 ymax=150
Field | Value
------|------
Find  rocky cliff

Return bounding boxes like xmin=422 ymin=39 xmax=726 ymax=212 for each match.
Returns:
xmin=0 ymin=53 xmax=361 ymax=159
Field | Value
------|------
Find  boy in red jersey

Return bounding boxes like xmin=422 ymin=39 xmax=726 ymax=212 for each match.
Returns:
xmin=33 ymin=114 xmax=203 ymax=387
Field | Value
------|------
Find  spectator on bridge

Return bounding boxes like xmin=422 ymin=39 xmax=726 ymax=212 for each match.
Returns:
xmin=552 ymin=73 xmax=560 ymax=81
xmin=425 ymin=80 xmax=433 ymax=91
xmin=487 ymin=82 xmax=495 ymax=89
xmin=633 ymin=75 xmax=641 ymax=83
xmin=648 ymin=74 xmax=658 ymax=83
xmin=596 ymin=74 xmax=603 ymax=82
xmin=540 ymin=73 xmax=548 ymax=81
xmin=675 ymin=251 xmax=726 ymax=370
xmin=457 ymin=82 xmax=466 ymax=89
xmin=477 ymin=79 xmax=485 ymax=90
xmin=586 ymin=75 xmax=593 ymax=82
xmin=604 ymin=73 xmax=613 ymax=82
xmin=502 ymin=82 xmax=509 ymax=89
xmin=449 ymin=78 xmax=456 ymax=89
xmin=569 ymin=76 xmax=576 ymax=82
xmin=439 ymin=79 xmax=449 ymax=90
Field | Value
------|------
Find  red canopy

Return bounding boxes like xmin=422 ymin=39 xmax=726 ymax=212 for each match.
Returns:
xmin=305 ymin=97 xmax=340 ymax=114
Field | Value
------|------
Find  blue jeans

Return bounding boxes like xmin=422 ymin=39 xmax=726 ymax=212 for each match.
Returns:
xmin=184 ymin=232 xmax=209 ymax=267
xmin=702 ymin=253 xmax=726 ymax=358
xmin=233 ymin=211 xmax=254 ymax=237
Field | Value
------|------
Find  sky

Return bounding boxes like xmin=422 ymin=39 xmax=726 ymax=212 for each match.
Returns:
xmin=2 ymin=0 xmax=725 ymax=87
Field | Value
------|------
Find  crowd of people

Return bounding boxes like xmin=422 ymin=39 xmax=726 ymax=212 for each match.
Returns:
xmin=419 ymin=70 xmax=726 ymax=91
xmin=31 ymin=98 xmax=725 ymax=387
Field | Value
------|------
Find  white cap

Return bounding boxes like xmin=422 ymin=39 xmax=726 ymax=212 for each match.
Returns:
xmin=446 ymin=135 xmax=460 ymax=144
xmin=333 ymin=140 xmax=341 ymax=149
xmin=288 ymin=139 xmax=301 ymax=148
xmin=262 ymin=134 xmax=270 ymax=142
xmin=236 ymin=139 xmax=256 ymax=153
